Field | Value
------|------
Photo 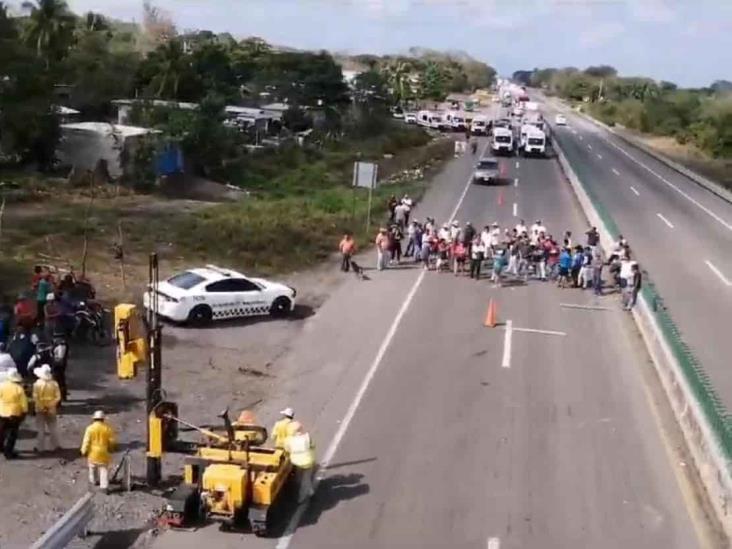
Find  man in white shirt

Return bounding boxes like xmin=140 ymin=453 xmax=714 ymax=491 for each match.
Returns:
xmin=449 ymin=220 xmax=461 ymax=242
xmin=515 ymin=219 xmax=527 ymax=236
xmin=480 ymin=226 xmax=492 ymax=249
xmin=438 ymin=223 xmax=451 ymax=243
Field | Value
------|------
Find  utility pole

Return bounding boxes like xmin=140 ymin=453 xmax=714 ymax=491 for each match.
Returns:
xmin=146 ymin=253 xmax=163 ymax=486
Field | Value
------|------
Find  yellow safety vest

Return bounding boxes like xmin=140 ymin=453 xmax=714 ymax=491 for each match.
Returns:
xmin=271 ymin=418 xmax=291 ymax=449
xmin=81 ymin=421 xmax=117 ymax=465
xmin=33 ymin=379 xmax=61 ymax=415
xmin=285 ymin=433 xmax=315 ymax=469
xmin=0 ymin=380 xmax=28 ymax=418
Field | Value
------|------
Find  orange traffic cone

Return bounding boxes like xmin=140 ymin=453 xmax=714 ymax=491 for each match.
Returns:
xmin=484 ymin=299 xmax=498 ymax=328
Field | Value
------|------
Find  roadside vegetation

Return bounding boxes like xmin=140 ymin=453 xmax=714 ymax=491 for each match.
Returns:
xmin=513 ymin=66 xmax=732 ymax=187
xmin=0 ymin=1 xmax=485 ymax=298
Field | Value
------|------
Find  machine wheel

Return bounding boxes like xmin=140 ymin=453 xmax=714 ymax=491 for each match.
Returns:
xmin=188 ymin=305 xmax=213 ymax=326
xmin=269 ymin=297 xmax=292 ymax=318
xmin=252 ymin=522 xmax=267 ymax=537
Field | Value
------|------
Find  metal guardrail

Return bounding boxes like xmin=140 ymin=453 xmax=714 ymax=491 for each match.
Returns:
xmin=30 ymin=492 xmax=94 ymax=549
xmin=554 ymin=127 xmax=732 ymax=532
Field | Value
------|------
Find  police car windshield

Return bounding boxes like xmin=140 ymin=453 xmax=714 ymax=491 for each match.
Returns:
xmin=167 ymin=271 xmax=206 ymax=289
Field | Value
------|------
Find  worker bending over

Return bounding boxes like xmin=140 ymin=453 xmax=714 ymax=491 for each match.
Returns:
xmin=81 ymin=410 xmax=117 ymax=492
xmin=284 ymin=421 xmax=316 ymax=504
xmin=0 ymin=368 xmax=28 ymax=459
xmin=32 ymin=364 xmax=61 ymax=453
xmin=271 ymin=407 xmax=294 ymax=449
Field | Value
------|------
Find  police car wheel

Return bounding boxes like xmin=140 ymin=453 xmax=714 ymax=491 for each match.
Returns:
xmin=187 ymin=305 xmax=213 ymax=326
xmin=269 ymin=297 xmax=292 ymax=318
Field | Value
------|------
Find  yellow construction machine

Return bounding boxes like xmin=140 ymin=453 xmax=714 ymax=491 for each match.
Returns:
xmin=154 ymin=409 xmax=293 ymax=536
xmin=116 ymin=254 xmax=294 ymax=537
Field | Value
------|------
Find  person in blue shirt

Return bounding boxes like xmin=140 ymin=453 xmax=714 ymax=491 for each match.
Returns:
xmin=492 ymin=249 xmax=506 ymax=287
xmin=558 ymin=247 xmax=572 ymax=288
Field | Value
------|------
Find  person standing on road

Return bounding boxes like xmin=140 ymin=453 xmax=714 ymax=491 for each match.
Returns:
xmin=515 ymin=219 xmax=527 ymax=237
xmin=586 ymin=227 xmax=599 ymax=248
xmin=36 ymin=273 xmax=52 ymax=327
xmin=405 ymin=221 xmax=418 ymax=258
xmin=32 ymin=364 xmax=61 ymax=453
xmin=571 ymin=245 xmax=584 ymax=287
xmin=592 ymin=246 xmax=604 ymax=296
xmin=387 ymin=195 xmax=398 ymax=224
xmin=462 ymin=221 xmax=476 ymax=246
xmin=558 ymin=247 xmax=572 ymax=288
xmin=394 ymin=202 xmax=407 ymax=229
xmin=271 ymin=407 xmax=294 ymax=449
xmin=401 ymin=195 xmax=413 ymax=225
xmin=339 ymin=233 xmax=356 ymax=272
xmin=0 ymin=368 xmax=28 ymax=459
xmin=389 ymin=224 xmax=403 ymax=264
xmin=625 ymin=264 xmax=642 ymax=310
xmin=469 ymin=236 xmax=485 ymax=280
xmin=420 ymin=230 xmax=433 ymax=270
xmin=375 ymin=228 xmax=390 ymax=271
xmin=81 ymin=410 xmax=116 ymax=492
xmin=284 ymin=421 xmax=316 ymax=504
xmin=492 ymin=249 xmax=506 ymax=287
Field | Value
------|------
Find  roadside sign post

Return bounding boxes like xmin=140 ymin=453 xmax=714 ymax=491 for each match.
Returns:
xmin=353 ymin=161 xmax=378 ymax=234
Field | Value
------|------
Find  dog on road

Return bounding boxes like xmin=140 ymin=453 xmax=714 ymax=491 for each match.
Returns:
xmin=349 ymin=260 xmax=368 ymax=281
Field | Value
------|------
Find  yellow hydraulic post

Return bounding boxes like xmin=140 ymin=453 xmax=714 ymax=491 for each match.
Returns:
xmin=115 ymin=303 xmax=147 ymax=379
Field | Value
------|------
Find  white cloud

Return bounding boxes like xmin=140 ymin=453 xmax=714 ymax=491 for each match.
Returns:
xmin=579 ymin=21 xmax=625 ymax=47
xmin=628 ymin=0 xmax=679 ymax=23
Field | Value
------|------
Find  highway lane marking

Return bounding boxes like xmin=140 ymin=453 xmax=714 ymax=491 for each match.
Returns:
xmin=587 ymin=144 xmax=593 ymax=150
xmin=657 ymin=212 xmax=675 ymax=229
xmin=560 ymin=303 xmax=611 ymax=311
xmin=513 ymin=327 xmax=567 ymax=337
xmin=579 ymin=135 xmax=584 ymax=140
xmin=501 ymin=320 xmax=513 ymax=368
xmin=515 ymin=161 xmax=520 ymax=169
xmin=597 ymin=153 xmax=603 ymax=160
xmin=514 ymin=178 xmax=518 ymax=187
xmin=602 ymin=137 xmax=732 ymax=231
xmin=630 ymin=186 xmax=640 ymax=196
xmin=276 ymin=171 xmax=477 ymax=549
xmin=512 ymin=202 xmax=518 ymax=217
xmin=705 ymin=260 xmax=732 ymax=287
xmin=612 ymin=168 xmax=621 ymax=176
xmin=487 ymin=538 xmax=500 ymax=549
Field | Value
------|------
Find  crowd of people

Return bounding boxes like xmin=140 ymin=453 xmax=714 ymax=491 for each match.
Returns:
xmin=339 ymin=212 xmax=642 ymax=309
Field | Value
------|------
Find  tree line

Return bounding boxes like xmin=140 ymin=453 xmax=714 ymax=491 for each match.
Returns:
xmin=513 ymin=66 xmax=732 ymax=158
xmin=0 ymin=0 xmax=496 ymax=181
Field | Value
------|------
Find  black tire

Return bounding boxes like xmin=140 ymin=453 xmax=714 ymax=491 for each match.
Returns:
xmin=269 ymin=297 xmax=292 ymax=318
xmin=187 ymin=305 xmax=213 ymax=326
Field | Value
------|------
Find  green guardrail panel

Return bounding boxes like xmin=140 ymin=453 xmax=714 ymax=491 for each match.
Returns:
xmin=556 ymin=131 xmax=732 ymax=460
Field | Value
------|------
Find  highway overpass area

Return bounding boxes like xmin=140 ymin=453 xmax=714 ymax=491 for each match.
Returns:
xmin=152 ymin=100 xmax=723 ymax=548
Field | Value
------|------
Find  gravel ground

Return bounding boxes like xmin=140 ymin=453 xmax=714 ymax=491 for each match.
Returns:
xmin=0 ymin=260 xmax=344 ymax=549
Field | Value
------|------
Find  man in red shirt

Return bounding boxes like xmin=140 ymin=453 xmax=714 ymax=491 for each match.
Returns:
xmin=339 ymin=233 xmax=356 ymax=272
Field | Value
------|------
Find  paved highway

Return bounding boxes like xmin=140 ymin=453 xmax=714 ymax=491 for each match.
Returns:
xmin=154 ymin=129 xmax=708 ymax=548
xmin=544 ymin=99 xmax=732 ymax=413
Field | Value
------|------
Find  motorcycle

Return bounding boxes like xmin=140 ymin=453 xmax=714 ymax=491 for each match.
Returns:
xmin=73 ymin=301 xmax=110 ymax=346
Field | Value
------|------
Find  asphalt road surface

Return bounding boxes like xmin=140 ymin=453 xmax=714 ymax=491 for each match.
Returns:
xmin=153 ymin=129 xmax=708 ymax=548
xmin=545 ymin=99 xmax=732 ymax=413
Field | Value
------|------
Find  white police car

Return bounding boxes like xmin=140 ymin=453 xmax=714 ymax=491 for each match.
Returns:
xmin=143 ymin=265 xmax=296 ymax=325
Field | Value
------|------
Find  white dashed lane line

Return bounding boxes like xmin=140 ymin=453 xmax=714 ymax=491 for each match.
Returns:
xmin=657 ymin=213 xmax=675 ymax=229
xmin=514 ymin=178 xmax=518 ymax=187
xmin=587 ymin=144 xmax=593 ymax=150
xmin=630 ymin=186 xmax=640 ymax=196
xmin=597 ymin=153 xmax=603 ymax=160
xmin=513 ymin=203 xmax=518 ymax=217
xmin=612 ymin=168 xmax=621 ymax=176
xmin=705 ymin=260 xmax=732 ymax=287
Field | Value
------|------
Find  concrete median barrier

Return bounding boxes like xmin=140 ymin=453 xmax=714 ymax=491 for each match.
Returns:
xmin=554 ymin=134 xmax=732 ymax=537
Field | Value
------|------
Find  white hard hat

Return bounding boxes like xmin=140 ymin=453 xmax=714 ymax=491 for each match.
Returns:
xmin=34 ymin=364 xmax=53 ymax=380
xmin=93 ymin=410 xmax=105 ymax=420
xmin=46 ymin=293 xmax=55 ymax=301
xmin=280 ymin=407 xmax=294 ymax=418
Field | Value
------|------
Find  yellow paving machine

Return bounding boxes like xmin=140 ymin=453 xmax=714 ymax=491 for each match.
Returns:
xmin=116 ymin=254 xmax=294 ymax=536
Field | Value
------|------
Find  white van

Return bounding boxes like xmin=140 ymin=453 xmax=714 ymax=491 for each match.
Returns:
xmin=492 ymin=126 xmax=514 ymax=155
xmin=522 ymin=127 xmax=546 ymax=157
xmin=470 ymin=115 xmax=488 ymax=135
xmin=445 ymin=110 xmax=467 ymax=132
xmin=417 ymin=110 xmax=433 ymax=128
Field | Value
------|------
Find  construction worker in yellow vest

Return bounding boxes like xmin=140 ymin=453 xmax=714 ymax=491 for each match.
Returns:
xmin=284 ymin=420 xmax=316 ymax=503
xmin=32 ymin=364 xmax=61 ymax=453
xmin=81 ymin=410 xmax=117 ymax=492
xmin=0 ymin=368 xmax=28 ymax=459
xmin=271 ymin=407 xmax=294 ymax=449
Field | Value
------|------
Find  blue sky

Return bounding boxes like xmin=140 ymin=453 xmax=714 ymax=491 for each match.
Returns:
xmin=58 ymin=0 xmax=732 ymax=87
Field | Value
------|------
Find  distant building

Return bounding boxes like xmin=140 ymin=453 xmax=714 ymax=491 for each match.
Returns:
xmin=57 ymin=122 xmax=160 ymax=179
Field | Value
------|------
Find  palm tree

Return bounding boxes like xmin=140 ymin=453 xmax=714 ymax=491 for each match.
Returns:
xmin=384 ymin=60 xmax=410 ymax=104
xmin=22 ymin=0 xmax=75 ymax=63
xmin=152 ymin=39 xmax=189 ymax=98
